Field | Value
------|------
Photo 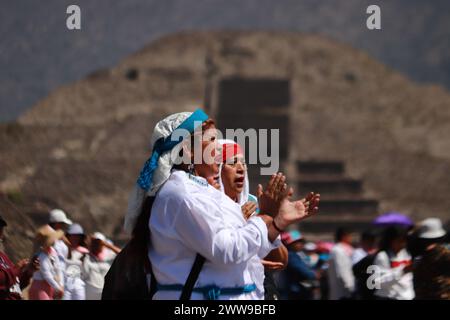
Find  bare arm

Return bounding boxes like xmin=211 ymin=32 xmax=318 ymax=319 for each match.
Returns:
xmin=102 ymin=241 xmax=121 ymax=255
xmin=263 ymin=245 xmax=289 ymax=270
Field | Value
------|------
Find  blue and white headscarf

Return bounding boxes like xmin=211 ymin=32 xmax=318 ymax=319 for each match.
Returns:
xmin=124 ymin=109 xmax=209 ymax=233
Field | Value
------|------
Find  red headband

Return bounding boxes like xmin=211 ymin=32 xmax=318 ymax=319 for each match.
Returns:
xmin=221 ymin=143 xmax=243 ymax=162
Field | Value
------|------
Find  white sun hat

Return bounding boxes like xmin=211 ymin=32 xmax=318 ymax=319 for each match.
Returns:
xmin=417 ymin=218 xmax=446 ymax=239
xmin=91 ymin=232 xmax=106 ymax=241
xmin=67 ymin=223 xmax=84 ymax=235
xmin=49 ymin=209 xmax=72 ymax=225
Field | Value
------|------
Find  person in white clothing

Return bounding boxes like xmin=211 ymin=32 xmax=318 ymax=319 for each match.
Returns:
xmin=217 ymin=139 xmax=316 ymax=299
xmin=327 ymin=228 xmax=355 ymax=300
xmin=83 ymin=232 xmax=121 ymax=300
xmin=48 ymin=208 xmax=72 ymax=286
xmin=412 ymin=218 xmax=449 ymax=300
xmin=373 ymin=226 xmax=415 ymax=300
xmin=63 ymin=223 xmax=89 ymax=300
xmin=29 ymin=225 xmax=65 ymax=300
xmin=124 ymin=110 xmax=320 ymax=300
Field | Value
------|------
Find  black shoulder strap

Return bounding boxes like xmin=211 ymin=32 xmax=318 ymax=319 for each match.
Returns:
xmin=179 ymin=254 xmax=206 ymax=300
xmin=144 ymin=195 xmax=206 ymax=300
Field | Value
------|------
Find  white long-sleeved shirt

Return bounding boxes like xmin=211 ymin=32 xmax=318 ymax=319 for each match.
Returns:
xmin=327 ymin=242 xmax=355 ymax=300
xmin=52 ymin=236 xmax=69 ymax=285
xmin=149 ymin=170 xmax=280 ymax=300
xmin=373 ymin=249 xmax=414 ymax=300
xmin=53 ymin=239 xmax=68 ymax=262
xmin=82 ymin=253 xmax=114 ymax=290
xmin=33 ymin=248 xmax=64 ymax=291
xmin=64 ymin=248 xmax=88 ymax=292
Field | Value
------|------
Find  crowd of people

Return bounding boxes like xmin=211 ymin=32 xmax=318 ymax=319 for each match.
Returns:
xmin=275 ymin=218 xmax=449 ymax=300
xmin=1 ymin=109 xmax=449 ymax=300
xmin=0 ymin=210 xmax=120 ymax=300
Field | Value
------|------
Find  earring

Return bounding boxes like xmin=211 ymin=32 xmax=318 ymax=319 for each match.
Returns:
xmin=188 ymin=163 xmax=195 ymax=175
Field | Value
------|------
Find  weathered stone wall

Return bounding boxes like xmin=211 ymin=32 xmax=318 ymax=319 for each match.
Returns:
xmin=1 ymin=31 xmax=449 ymax=259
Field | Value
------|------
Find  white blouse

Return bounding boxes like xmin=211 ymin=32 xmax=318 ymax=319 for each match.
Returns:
xmin=33 ymin=248 xmax=64 ymax=291
xmin=148 ymin=170 xmax=280 ymax=300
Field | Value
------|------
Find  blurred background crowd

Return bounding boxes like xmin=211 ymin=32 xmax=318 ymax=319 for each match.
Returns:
xmin=1 ymin=208 xmax=448 ymax=300
xmin=1 ymin=0 xmax=450 ymax=301
xmin=275 ymin=214 xmax=449 ymax=300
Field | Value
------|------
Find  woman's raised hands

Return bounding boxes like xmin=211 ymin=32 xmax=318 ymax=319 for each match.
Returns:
xmin=256 ymin=173 xmax=292 ymax=216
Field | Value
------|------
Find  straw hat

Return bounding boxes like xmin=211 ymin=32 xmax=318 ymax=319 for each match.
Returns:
xmin=35 ymin=225 xmax=64 ymax=248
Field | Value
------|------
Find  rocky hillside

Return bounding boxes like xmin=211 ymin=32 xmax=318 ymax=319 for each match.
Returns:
xmin=1 ymin=31 xmax=450 ymax=260
xmin=3 ymin=1 xmax=450 ymax=122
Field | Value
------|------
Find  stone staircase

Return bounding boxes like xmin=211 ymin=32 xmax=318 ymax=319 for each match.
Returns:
xmin=295 ymin=161 xmax=379 ymax=241
xmin=213 ymin=77 xmax=379 ymax=242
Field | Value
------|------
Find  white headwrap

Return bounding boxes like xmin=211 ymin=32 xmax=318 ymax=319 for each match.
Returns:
xmin=124 ymin=112 xmax=194 ymax=234
xmin=217 ymin=139 xmax=250 ymax=206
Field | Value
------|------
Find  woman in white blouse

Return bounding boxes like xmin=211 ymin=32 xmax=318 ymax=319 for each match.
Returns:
xmin=373 ymin=225 xmax=415 ymax=300
xmin=29 ymin=225 xmax=65 ymax=300
xmin=124 ymin=110 xmax=320 ymax=300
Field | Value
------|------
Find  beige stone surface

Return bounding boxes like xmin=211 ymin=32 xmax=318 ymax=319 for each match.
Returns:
xmin=1 ymin=31 xmax=449 ymax=259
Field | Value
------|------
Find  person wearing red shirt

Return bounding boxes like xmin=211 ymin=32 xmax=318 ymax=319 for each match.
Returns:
xmin=0 ymin=215 xmax=39 ymax=300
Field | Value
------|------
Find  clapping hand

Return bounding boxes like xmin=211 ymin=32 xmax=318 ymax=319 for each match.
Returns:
xmin=257 ymin=173 xmax=291 ymax=216
xmin=301 ymin=192 xmax=321 ymax=217
xmin=273 ymin=192 xmax=320 ymax=231
xmin=241 ymin=201 xmax=257 ymax=220
xmin=261 ymin=260 xmax=285 ymax=271
xmin=255 ymin=172 xmax=320 ymax=232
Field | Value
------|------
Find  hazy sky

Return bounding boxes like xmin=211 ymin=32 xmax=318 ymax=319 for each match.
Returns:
xmin=1 ymin=0 xmax=449 ymax=122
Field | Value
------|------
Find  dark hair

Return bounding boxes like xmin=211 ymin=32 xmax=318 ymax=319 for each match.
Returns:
xmin=124 ymin=118 xmax=215 ymax=275
xmin=361 ymin=230 xmax=377 ymax=243
xmin=335 ymin=227 xmax=351 ymax=242
xmin=379 ymin=225 xmax=409 ymax=252
xmin=67 ymin=234 xmax=88 ymax=259
xmin=201 ymin=119 xmax=215 ymax=130
xmin=101 ymin=196 xmax=156 ymax=299
xmin=129 ymin=196 xmax=155 ymax=255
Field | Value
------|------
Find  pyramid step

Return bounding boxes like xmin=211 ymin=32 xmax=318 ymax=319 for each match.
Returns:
xmin=298 ymin=221 xmax=374 ymax=234
xmin=246 ymin=170 xmax=288 ymax=194
xmin=297 ymin=161 xmax=345 ymax=175
xmin=300 ymin=232 xmax=335 ymax=243
xmin=217 ymin=115 xmax=289 ymax=160
xmin=218 ymin=77 xmax=290 ymax=114
xmin=298 ymin=216 xmax=375 ymax=234
xmin=218 ymin=115 xmax=290 ymax=131
xmin=297 ymin=179 xmax=362 ymax=196
xmin=302 ymin=214 xmax=377 ymax=222
xmin=297 ymin=173 xmax=348 ymax=180
xmin=316 ymin=199 xmax=378 ymax=215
